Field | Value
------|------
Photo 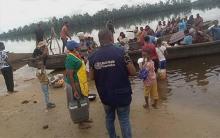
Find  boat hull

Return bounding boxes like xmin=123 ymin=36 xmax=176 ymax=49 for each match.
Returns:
xmin=129 ymin=40 xmax=220 ymax=63
xmin=28 ymin=41 xmax=220 ymax=69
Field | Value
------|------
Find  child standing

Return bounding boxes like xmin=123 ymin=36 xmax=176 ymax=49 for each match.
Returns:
xmin=156 ymin=39 xmax=168 ymax=80
xmin=138 ymin=49 xmax=159 ymax=109
xmin=35 ymin=41 xmax=55 ymax=110
xmin=36 ymin=63 xmax=56 ymax=110
xmin=156 ymin=39 xmax=167 ymax=68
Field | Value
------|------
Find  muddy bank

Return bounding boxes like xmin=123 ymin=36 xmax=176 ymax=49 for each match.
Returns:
xmin=0 ymin=76 xmax=220 ymax=138
xmin=1 ymin=54 xmax=220 ymax=138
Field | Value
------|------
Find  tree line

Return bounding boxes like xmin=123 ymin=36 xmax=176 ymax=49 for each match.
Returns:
xmin=0 ymin=0 xmax=220 ymax=40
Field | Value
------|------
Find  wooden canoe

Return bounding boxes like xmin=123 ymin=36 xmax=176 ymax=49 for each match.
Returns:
xmin=128 ymin=40 xmax=220 ymax=63
xmin=27 ymin=40 xmax=220 ymax=69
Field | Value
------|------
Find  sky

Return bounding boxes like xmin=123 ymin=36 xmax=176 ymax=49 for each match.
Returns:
xmin=0 ymin=0 xmax=164 ymax=33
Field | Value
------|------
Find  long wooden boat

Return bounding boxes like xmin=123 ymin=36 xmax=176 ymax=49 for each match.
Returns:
xmin=7 ymin=53 xmax=32 ymax=70
xmin=27 ymin=40 xmax=220 ymax=69
xmin=128 ymin=40 xmax=220 ymax=63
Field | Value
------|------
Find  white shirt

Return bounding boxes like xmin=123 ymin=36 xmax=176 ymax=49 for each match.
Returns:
xmin=156 ymin=46 xmax=166 ymax=61
xmin=0 ymin=50 xmax=9 ymax=69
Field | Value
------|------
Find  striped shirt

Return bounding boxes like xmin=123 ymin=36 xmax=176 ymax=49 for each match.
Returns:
xmin=0 ymin=50 xmax=9 ymax=69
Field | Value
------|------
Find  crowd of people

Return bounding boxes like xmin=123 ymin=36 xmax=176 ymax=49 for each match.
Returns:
xmin=117 ymin=14 xmax=220 ymax=49
xmin=31 ymin=25 xmax=168 ymax=137
xmin=1 ymin=14 xmax=220 ymax=138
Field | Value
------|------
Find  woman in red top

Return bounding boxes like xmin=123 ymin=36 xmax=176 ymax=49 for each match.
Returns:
xmin=142 ymin=35 xmax=159 ymax=72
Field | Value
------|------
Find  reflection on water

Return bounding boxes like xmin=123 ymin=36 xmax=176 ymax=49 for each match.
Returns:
xmin=130 ymin=54 xmax=220 ymax=106
xmin=167 ymin=54 xmax=220 ymax=89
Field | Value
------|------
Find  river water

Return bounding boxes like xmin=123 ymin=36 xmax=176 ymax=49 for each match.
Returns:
xmin=130 ymin=54 xmax=220 ymax=114
xmin=1 ymin=8 xmax=220 ymax=53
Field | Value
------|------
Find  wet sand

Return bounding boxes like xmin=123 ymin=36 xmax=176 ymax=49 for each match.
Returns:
xmin=1 ymin=70 xmax=220 ymax=138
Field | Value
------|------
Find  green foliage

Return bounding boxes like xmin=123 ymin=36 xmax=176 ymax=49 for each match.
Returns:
xmin=0 ymin=0 xmax=220 ymax=40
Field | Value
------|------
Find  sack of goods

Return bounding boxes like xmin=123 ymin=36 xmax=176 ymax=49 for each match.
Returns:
xmin=158 ymin=69 xmax=167 ymax=80
xmin=49 ymin=74 xmax=64 ymax=88
xmin=68 ymin=97 xmax=89 ymax=123
xmin=66 ymin=83 xmax=89 ymax=123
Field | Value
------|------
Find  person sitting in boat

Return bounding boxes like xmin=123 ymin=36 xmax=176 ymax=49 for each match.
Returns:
xmin=187 ymin=15 xmax=194 ymax=29
xmin=181 ymin=30 xmax=193 ymax=45
xmin=164 ymin=21 xmax=172 ymax=35
xmin=145 ymin=25 xmax=154 ymax=36
xmin=162 ymin=21 xmax=166 ymax=30
xmin=193 ymin=31 xmax=210 ymax=43
xmin=194 ymin=14 xmax=204 ymax=31
xmin=127 ymin=27 xmax=141 ymax=42
xmin=117 ymin=32 xmax=126 ymax=42
xmin=178 ymin=19 xmax=187 ymax=32
xmin=117 ymin=32 xmax=130 ymax=52
xmin=208 ymin=20 xmax=220 ymax=41
xmin=170 ymin=18 xmax=178 ymax=33
xmin=155 ymin=21 xmax=163 ymax=37
xmin=120 ymin=37 xmax=130 ymax=52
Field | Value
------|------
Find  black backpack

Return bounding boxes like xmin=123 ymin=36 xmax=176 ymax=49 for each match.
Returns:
xmin=32 ymin=47 xmax=43 ymax=58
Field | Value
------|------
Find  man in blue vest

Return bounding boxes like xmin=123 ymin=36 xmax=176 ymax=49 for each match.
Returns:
xmin=209 ymin=20 xmax=220 ymax=41
xmin=89 ymin=29 xmax=136 ymax=138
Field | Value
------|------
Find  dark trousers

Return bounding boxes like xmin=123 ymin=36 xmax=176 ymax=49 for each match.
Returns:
xmin=1 ymin=66 xmax=14 ymax=92
xmin=153 ymin=58 xmax=159 ymax=73
xmin=103 ymin=105 xmax=132 ymax=138
xmin=61 ymin=38 xmax=67 ymax=53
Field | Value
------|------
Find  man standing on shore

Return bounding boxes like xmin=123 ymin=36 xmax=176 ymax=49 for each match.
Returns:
xmin=0 ymin=42 xmax=15 ymax=93
xmin=60 ymin=21 xmax=71 ymax=53
xmin=89 ymin=29 xmax=136 ymax=138
xmin=35 ymin=23 xmax=45 ymax=46
xmin=106 ymin=20 xmax=115 ymax=34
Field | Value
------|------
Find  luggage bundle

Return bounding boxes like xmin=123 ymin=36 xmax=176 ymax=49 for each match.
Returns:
xmin=66 ymin=83 xmax=89 ymax=123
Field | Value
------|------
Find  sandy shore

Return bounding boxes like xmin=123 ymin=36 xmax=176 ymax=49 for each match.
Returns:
xmin=1 ymin=68 xmax=220 ymax=138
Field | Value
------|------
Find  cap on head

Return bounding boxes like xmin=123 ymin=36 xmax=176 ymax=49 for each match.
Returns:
xmin=67 ymin=40 xmax=80 ymax=51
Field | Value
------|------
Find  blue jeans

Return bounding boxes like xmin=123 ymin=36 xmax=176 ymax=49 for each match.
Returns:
xmin=41 ymin=84 xmax=49 ymax=105
xmin=103 ymin=105 xmax=132 ymax=138
xmin=159 ymin=60 xmax=166 ymax=69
